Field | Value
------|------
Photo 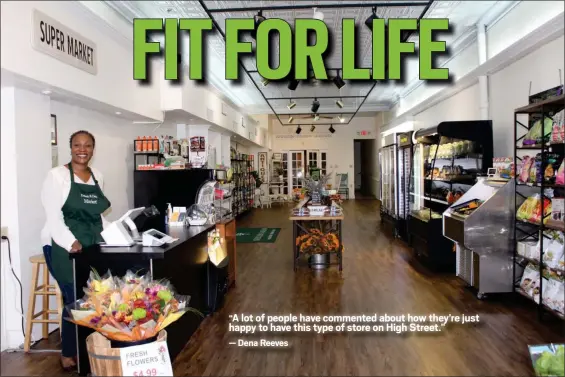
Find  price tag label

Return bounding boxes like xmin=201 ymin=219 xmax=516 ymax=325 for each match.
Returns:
xmin=120 ymin=341 xmax=173 ymax=376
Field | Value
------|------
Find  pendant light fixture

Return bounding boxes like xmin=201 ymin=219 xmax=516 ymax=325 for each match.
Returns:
xmin=333 ymin=70 xmax=346 ymax=89
xmin=313 ymin=114 xmax=320 ymax=121
xmin=311 ymin=98 xmax=320 ymax=113
xmin=338 ymin=114 xmax=345 ymax=123
xmin=261 ymin=78 xmax=270 ymax=87
xmin=287 ymin=100 xmax=297 ymax=110
xmin=310 ymin=125 xmax=316 ymax=132
xmin=296 ymin=126 xmax=302 ymax=134
xmin=252 ymin=10 xmax=266 ymax=40
xmin=288 ymin=116 xmax=294 ymax=124
xmin=329 ymin=125 xmax=335 ymax=134
xmin=288 ymin=79 xmax=299 ymax=91
xmin=335 ymin=99 xmax=344 ymax=108
xmin=365 ymin=7 xmax=378 ymax=30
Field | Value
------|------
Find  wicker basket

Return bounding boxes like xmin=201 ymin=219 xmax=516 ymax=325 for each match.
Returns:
xmin=86 ymin=330 xmax=167 ymax=376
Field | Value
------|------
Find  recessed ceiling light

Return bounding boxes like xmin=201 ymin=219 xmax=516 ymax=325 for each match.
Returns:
xmin=41 ymin=90 xmax=52 ymax=95
xmin=115 ymin=111 xmax=122 ymax=115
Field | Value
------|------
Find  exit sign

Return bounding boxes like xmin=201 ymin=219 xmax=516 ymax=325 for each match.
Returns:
xmin=357 ymin=130 xmax=371 ymax=136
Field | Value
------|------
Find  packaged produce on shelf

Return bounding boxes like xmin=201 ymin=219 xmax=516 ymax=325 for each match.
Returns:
xmin=550 ymin=198 xmax=564 ymax=223
xmin=523 ymin=117 xmax=554 ymax=146
xmin=518 ymin=156 xmax=534 ymax=183
xmin=493 ymin=157 xmax=514 ymax=179
xmin=543 ymin=277 xmax=565 ymax=314
xmin=556 ymin=160 xmax=565 ymax=185
xmin=517 ymin=240 xmax=537 ymax=257
xmin=516 ymin=194 xmax=552 ymax=224
xmin=541 ymin=231 xmax=565 ymax=269
xmin=551 ymin=109 xmax=564 ymax=143
xmin=543 ymin=154 xmax=562 ymax=183
xmin=520 ymin=263 xmax=541 ymax=303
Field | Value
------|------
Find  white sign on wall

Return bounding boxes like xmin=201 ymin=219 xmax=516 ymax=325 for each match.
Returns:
xmin=32 ymin=9 xmax=97 ymax=75
xmin=120 ymin=341 xmax=173 ymax=376
xmin=258 ymin=152 xmax=268 ymax=183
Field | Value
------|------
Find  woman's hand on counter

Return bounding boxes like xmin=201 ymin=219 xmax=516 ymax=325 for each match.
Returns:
xmin=70 ymin=240 xmax=83 ymax=253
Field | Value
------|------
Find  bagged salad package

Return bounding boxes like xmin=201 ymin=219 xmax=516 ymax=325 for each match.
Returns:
xmin=541 ymin=233 xmax=565 ymax=269
xmin=542 ymin=277 xmax=564 ymax=313
xmin=520 ymin=263 xmax=540 ymax=294
xmin=523 ymin=117 xmax=554 ymax=146
xmin=551 ymin=109 xmax=564 ymax=143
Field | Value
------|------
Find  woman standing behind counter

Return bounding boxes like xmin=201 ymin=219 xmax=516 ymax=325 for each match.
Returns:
xmin=41 ymin=130 xmax=111 ymax=370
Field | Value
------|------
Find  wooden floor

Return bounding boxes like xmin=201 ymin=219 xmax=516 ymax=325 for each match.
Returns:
xmin=2 ymin=200 xmax=564 ymax=376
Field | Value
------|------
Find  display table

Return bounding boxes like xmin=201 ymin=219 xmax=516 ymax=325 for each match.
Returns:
xmin=289 ymin=202 xmax=343 ymax=271
xmin=70 ymin=224 xmax=215 ymax=376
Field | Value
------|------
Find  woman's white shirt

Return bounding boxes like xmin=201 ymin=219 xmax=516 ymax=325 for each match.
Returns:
xmin=41 ymin=166 xmax=110 ymax=250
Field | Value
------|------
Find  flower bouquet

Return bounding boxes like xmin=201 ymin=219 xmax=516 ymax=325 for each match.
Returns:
xmin=295 ymin=229 xmax=340 ymax=254
xmin=66 ymin=269 xmax=201 ymax=343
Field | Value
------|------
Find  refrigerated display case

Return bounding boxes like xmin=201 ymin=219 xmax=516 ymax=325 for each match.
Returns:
xmin=443 ymin=177 xmax=515 ymax=299
xmin=396 ymin=132 xmax=413 ymax=241
xmin=409 ymin=120 xmax=494 ymax=271
xmin=379 ymin=141 xmax=398 ymax=236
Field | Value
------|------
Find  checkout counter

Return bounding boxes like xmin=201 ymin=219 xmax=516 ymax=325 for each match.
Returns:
xmin=70 ymin=208 xmax=225 ymax=375
xmin=443 ymin=177 xmax=515 ymax=299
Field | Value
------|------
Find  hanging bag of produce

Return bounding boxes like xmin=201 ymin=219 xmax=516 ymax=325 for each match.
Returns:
xmin=523 ymin=117 xmax=553 ymax=146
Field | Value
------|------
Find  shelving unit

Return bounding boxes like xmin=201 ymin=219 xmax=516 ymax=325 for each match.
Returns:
xmin=409 ymin=121 xmax=493 ymax=271
xmin=214 ymin=182 xmax=233 ymax=223
xmin=513 ymin=90 xmax=564 ymax=321
xmin=231 ymin=154 xmax=254 ymax=217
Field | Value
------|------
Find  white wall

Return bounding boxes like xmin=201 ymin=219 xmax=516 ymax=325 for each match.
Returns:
xmin=0 ymin=1 xmax=162 ymax=121
xmin=52 ymin=101 xmax=176 ymax=221
xmin=489 ymin=35 xmax=565 ymax=157
xmin=1 ymin=87 xmax=51 ymax=350
xmin=412 ymin=83 xmax=481 ymax=131
xmin=270 ymin=116 xmax=378 ymax=199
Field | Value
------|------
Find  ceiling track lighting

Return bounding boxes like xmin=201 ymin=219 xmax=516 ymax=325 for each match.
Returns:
xmin=335 ymin=99 xmax=344 ymax=109
xmin=338 ymin=115 xmax=345 ymax=123
xmin=288 ymin=79 xmax=299 ymax=91
xmin=333 ymin=70 xmax=346 ymax=89
xmin=313 ymin=7 xmax=324 ymax=21
xmin=296 ymin=126 xmax=302 ymax=135
xmin=329 ymin=125 xmax=335 ymax=134
xmin=311 ymin=98 xmax=320 ymax=113
xmin=365 ymin=7 xmax=378 ymax=31
xmin=261 ymin=78 xmax=270 ymax=87
xmin=287 ymin=100 xmax=297 ymax=110
xmin=314 ymin=114 xmax=320 ymax=121
xmin=310 ymin=125 xmax=316 ymax=132
xmin=288 ymin=116 xmax=294 ymax=124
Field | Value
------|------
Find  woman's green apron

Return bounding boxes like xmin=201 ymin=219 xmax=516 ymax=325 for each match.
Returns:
xmin=50 ymin=164 xmax=111 ymax=284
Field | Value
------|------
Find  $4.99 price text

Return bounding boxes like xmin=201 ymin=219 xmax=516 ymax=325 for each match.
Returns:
xmin=133 ymin=368 xmax=157 ymax=376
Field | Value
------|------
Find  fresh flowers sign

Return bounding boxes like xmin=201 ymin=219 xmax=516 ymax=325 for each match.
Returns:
xmin=120 ymin=341 xmax=173 ymax=376
xmin=66 ymin=269 xmax=200 ymax=342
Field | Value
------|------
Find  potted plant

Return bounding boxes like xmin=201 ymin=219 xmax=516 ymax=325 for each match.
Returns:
xmin=250 ymin=171 xmax=263 ymax=188
xmin=295 ymin=229 xmax=341 ymax=270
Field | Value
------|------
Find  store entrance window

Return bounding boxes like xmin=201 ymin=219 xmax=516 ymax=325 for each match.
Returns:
xmin=290 ymin=151 xmax=304 ymax=191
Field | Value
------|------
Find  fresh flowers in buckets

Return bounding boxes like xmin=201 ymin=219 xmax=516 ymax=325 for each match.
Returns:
xmin=66 ymin=269 xmax=201 ymax=342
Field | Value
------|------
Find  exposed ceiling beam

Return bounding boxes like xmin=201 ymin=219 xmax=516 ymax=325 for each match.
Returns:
xmin=207 ymin=2 xmax=429 ymax=13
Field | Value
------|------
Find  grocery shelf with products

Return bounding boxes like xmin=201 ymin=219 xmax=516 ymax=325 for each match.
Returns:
xmin=409 ymin=121 xmax=493 ymax=271
xmin=513 ymin=87 xmax=564 ymax=321
xmin=231 ymin=149 xmax=255 ymax=217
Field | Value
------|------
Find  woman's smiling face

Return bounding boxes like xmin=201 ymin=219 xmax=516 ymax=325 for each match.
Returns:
xmin=71 ymin=133 xmax=94 ymax=165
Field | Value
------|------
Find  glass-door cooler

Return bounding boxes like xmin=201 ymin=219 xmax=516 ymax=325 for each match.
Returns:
xmin=396 ymin=132 xmax=413 ymax=242
xmin=379 ymin=141 xmax=398 ymax=236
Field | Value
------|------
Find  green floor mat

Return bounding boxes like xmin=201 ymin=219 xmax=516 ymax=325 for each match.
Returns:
xmin=236 ymin=228 xmax=281 ymax=243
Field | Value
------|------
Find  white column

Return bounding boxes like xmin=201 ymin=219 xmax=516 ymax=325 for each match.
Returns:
xmin=1 ymin=87 xmax=51 ymax=350
xmin=477 ymin=23 xmax=489 ymax=120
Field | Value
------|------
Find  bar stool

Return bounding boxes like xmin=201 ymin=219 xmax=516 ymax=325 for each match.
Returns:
xmin=24 ymin=254 xmax=63 ymax=352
